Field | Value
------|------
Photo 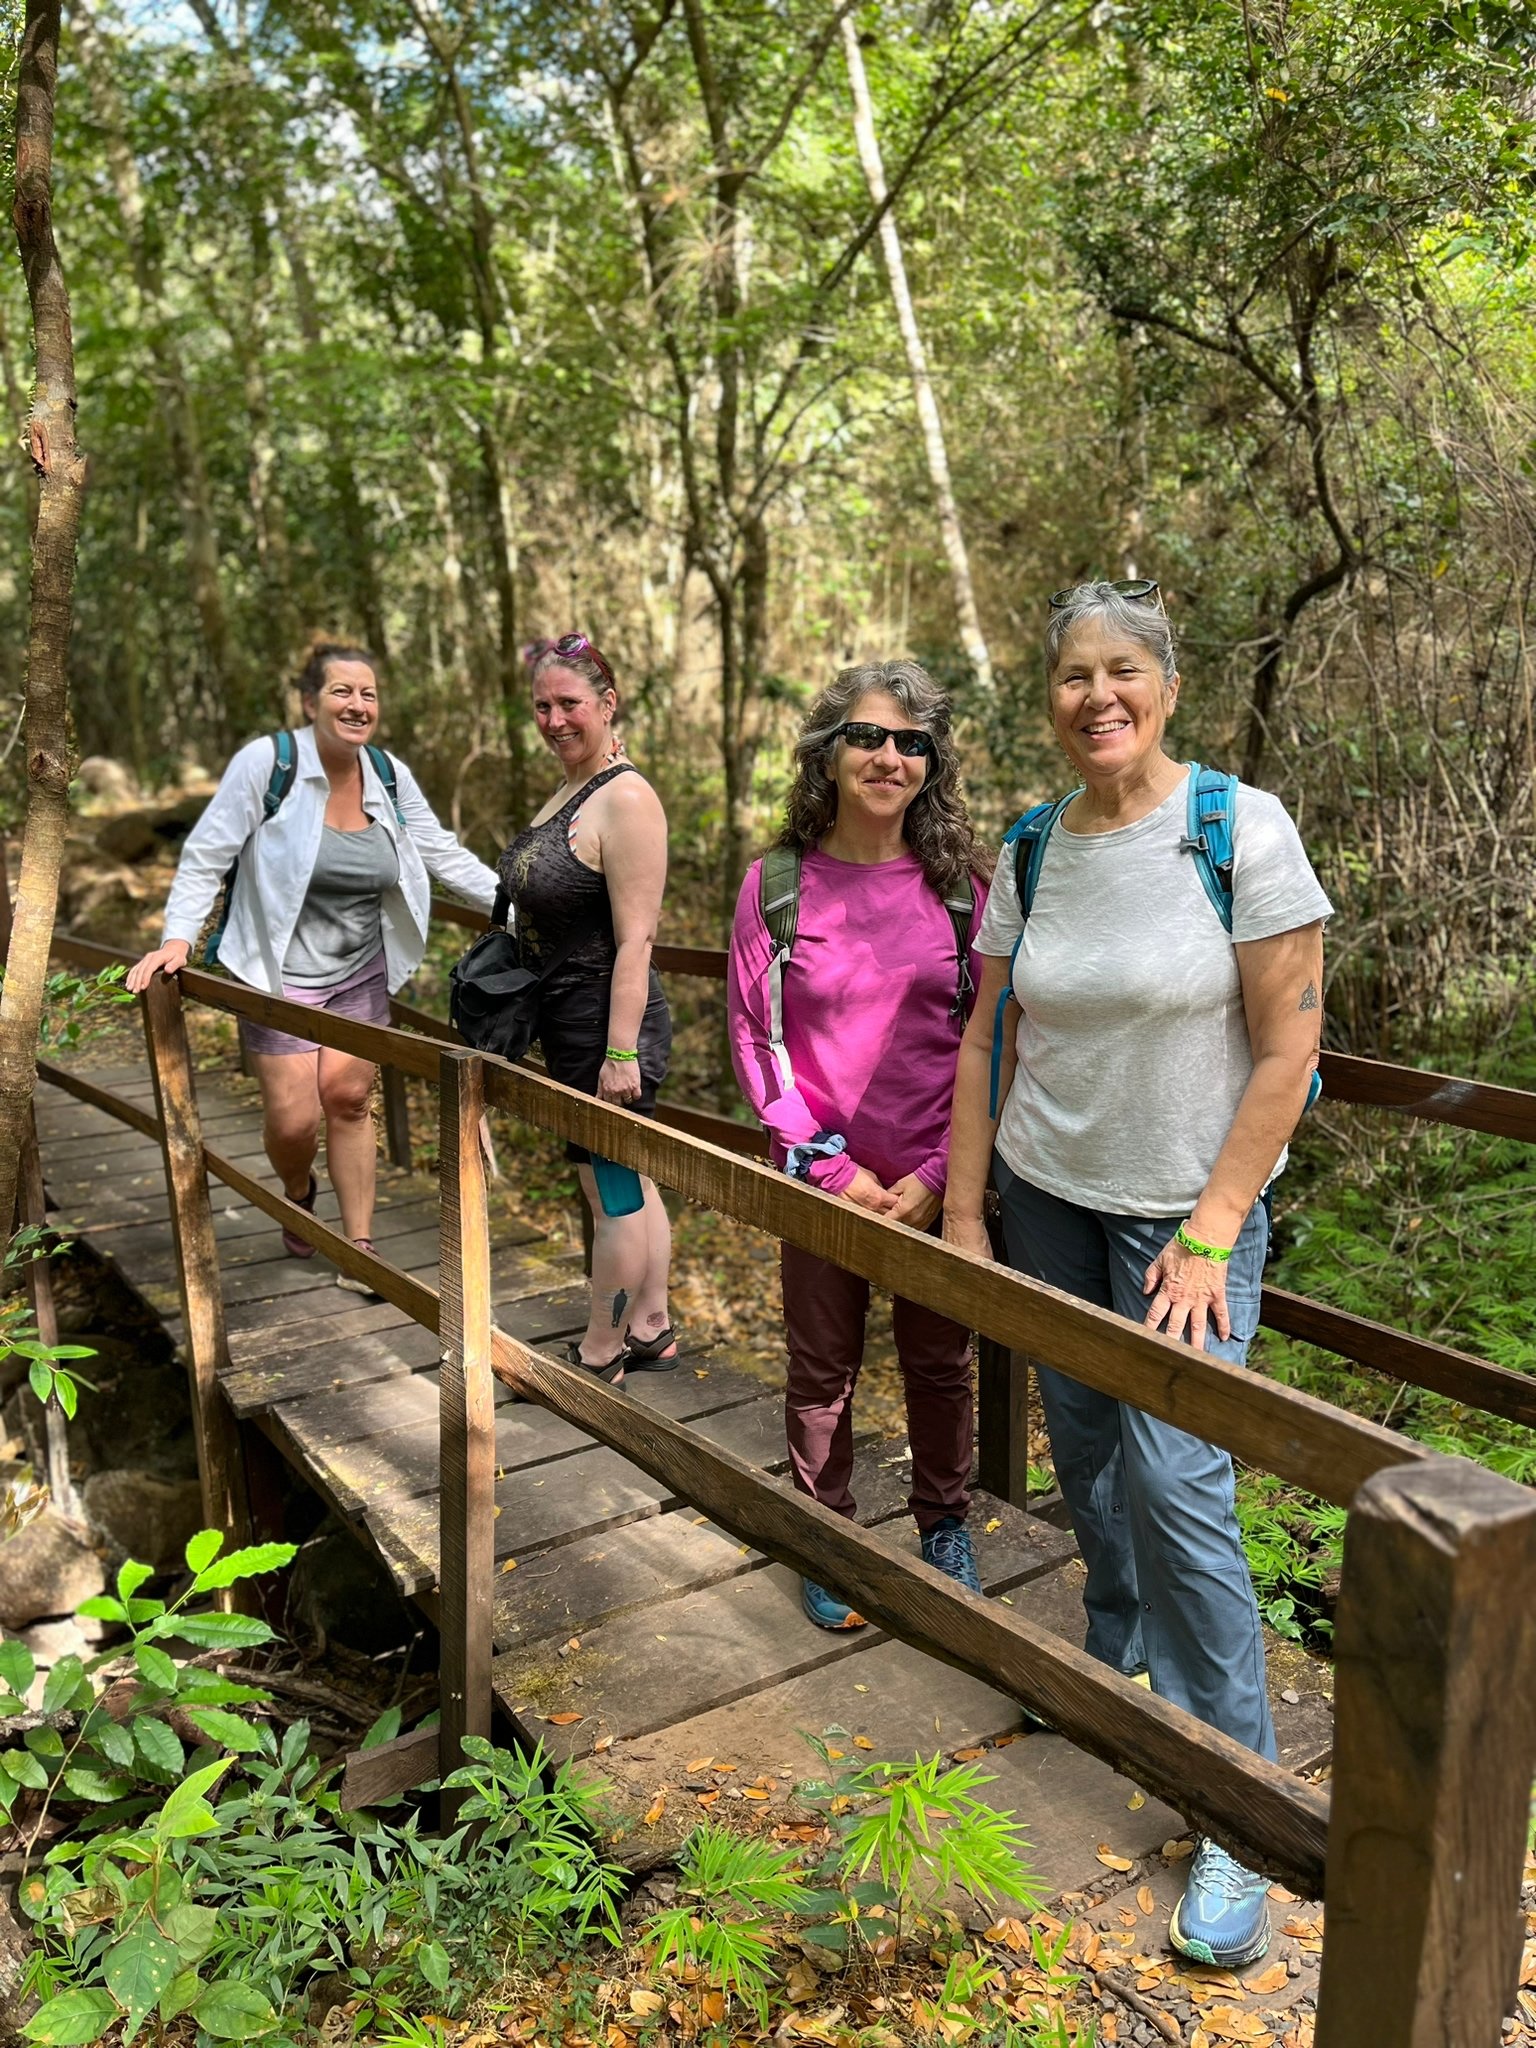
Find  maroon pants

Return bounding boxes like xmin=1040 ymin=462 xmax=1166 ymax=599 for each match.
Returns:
xmin=780 ymin=1241 xmax=973 ymax=1534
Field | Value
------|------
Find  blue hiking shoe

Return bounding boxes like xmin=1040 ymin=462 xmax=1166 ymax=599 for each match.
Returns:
xmin=801 ymin=1578 xmax=867 ymax=1631
xmin=1168 ymin=1839 xmax=1272 ymax=1968
xmin=921 ymin=1517 xmax=982 ymax=1593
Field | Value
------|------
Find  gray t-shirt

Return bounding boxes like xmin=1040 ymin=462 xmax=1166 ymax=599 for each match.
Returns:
xmin=282 ymin=821 xmax=400 ymax=987
xmin=975 ymin=774 xmax=1334 ymax=1216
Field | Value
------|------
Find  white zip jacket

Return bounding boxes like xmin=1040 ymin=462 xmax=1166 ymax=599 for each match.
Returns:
xmin=161 ymin=726 xmax=500 ymax=995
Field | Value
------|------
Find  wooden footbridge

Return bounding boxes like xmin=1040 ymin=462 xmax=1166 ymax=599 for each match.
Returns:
xmin=27 ymin=913 xmax=1536 ymax=2043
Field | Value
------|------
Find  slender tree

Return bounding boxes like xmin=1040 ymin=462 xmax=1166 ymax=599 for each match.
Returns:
xmin=0 ymin=0 xmax=86 ymax=1234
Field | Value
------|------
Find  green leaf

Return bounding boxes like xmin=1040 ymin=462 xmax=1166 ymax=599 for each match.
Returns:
xmin=41 ymin=1656 xmax=86 ymax=1715
xmin=156 ymin=1757 xmax=234 ymax=1839
xmin=162 ymin=1900 xmax=219 ymax=1966
xmin=0 ymin=1639 xmax=35 ymax=1698
xmin=361 ymin=1705 xmax=402 ymax=1751
xmin=0 ymin=1750 xmax=49 ymax=1791
xmin=105 ymin=1924 xmax=180 ymax=2022
xmin=184 ymin=1706 xmax=266 ymax=1754
xmin=191 ymin=1542 xmax=297 ymax=1590
xmin=25 ymin=1725 xmax=64 ymax=1761
xmin=88 ymin=1716 xmax=136 ymax=1769
xmin=417 ymin=1938 xmax=451 ymax=1991
xmin=134 ymin=1643 xmax=178 ymax=1692
xmin=62 ymin=1767 xmax=134 ymax=1803
xmin=183 ymin=1530 xmax=223 ymax=1575
xmin=159 ymin=1967 xmax=202 ymax=2024
xmin=21 ymin=1988 xmax=121 ymax=2045
xmin=75 ymin=1597 xmax=128 ymax=1623
xmin=190 ymin=1978 xmax=278 ymax=2040
xmin=169 ymin=1613 xmax=275 ymax=1650
xmin=131 ymin=1716 xmax=184 ymax=1777
xmin=53 ymin=1375 xmax=78 ymax=1421
xmin=39 ymin=1345 xmax=95 ymax=1359
xmin=28 ymin=1357 xmax=53 ymax=1405
xmin=117 ymin=1559 xmax=154 ymax=1605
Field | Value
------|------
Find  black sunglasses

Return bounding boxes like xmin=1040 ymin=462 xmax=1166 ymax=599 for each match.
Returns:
xmin=1048 ymin=578 xmax=1162 ymax=611
xmin=833 ymin=721 xmax=935 ymax=759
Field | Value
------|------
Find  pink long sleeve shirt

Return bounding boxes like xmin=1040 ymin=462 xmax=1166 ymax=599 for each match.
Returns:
xmin=728 ymin=847 xmax=986 ymax=1197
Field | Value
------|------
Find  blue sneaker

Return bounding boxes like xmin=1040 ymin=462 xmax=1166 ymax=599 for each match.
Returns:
xmin=921 ymin=1517 xmax=982 ymax=1592
xmin=1168 ymin=1839 xmax=1272 ymax=1967
xmin=801 ymin=1578 xmax=867 ymax=1630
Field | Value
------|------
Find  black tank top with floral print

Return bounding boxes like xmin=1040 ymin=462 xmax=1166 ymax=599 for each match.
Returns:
xmin=496 ymin=763 xmax=634 ymax=996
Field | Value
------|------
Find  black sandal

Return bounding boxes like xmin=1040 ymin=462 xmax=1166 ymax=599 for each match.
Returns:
xmin=562 ymin=1341 xmax=626 ymax=1387
xmin=623 ymin=1324 xmax=680 ymax=1371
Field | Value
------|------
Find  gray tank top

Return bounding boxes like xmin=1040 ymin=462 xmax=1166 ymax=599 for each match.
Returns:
xmin=282 ymin=820 xmax=400 ymax=987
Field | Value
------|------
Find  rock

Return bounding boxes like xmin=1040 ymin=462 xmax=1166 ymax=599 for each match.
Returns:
xmin=17 ymin=1613 xmax=108 ymax=1668
xmin=0 ymin=1887 xmax=37 ymax=2039
xmin=288 ymin=1515 xmax=418 ymax=1657
xmin=83 ymin=1469 xmax=205 ymax=1572
xmin=0 ymin=1508 xmax=104 ymax=1628
xmin=95 ymin=810 xmax=164 ymax=864
xmin=75 ymin=755 xmax=139 ymax=806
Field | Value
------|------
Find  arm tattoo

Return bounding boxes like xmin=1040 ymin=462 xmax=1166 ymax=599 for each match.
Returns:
xmin=1298 ymin=981 xmax=1319 ymax=1012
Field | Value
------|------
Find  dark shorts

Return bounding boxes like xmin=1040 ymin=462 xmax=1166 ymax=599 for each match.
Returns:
xmin=238 ymin=951 xmax=390 ymax=1059
xmin=537 ymin=970 xmax=671 ymax=1163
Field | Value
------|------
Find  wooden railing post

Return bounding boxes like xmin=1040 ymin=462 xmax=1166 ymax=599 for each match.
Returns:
xmin=381 ymin=1065 xmax=413 ymax=1170
xmin=1314 ymin=1455 xmax=1536 ymax=2047
xmin=142 ymin=973 xmax=250 ymax=1545
xmin=437 ymin=1049 xmax=495 ymax=1819
xmin=975 ymin=1338 xmax=1030 ymax=1507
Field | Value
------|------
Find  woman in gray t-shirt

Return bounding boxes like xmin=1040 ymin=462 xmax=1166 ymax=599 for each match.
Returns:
xmin=945 ymin=581 xmax=1331 ymax=1975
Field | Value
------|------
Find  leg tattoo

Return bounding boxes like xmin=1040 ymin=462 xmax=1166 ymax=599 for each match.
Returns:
xmin=610 ymin=1287 xmax=629 ymax=1329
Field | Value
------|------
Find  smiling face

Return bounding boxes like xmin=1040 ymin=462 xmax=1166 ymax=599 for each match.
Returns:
xmin=531 ymin=662 xmax=614 ymax=768
xmin=309 ymin=658 xmax=379 ymax=750
xmin=831 ymin=689 xmax=930 ymax=830
xmin=1048 ymin=619 xmax=1178 ymax=787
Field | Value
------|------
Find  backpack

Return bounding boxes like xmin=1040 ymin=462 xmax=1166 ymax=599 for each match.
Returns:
xmin=988 ymin=762 xmax=1323 ymax=1120
xmin=758 ymin=844 xmax=975 ymax=1092
xmin=205 ymin=732 xmax=403 ymax=966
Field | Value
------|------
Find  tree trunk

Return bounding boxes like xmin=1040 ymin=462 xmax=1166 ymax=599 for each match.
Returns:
xmin=71 ymin=0 xmax=241 ymax=747
xmin=842 ymin=19 xmax=992 ymax=691
xmin=0 ymin=0 xmax=86 ymax=1238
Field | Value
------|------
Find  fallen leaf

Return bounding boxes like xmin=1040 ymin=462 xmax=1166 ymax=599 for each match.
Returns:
xmin=700 ymin=1993 xmax=725 ymax=2025
xmin=1163 ymin=1838 xmax=1195 ymax=1860
xmin=1191 ymin=2033 xmax=1211 ymax=2048
xmin=825 ymin=1748 xmax=845 ymax=1760
xmin=786 ymin=1963 xmax=820 ymax=2005
xmin=1118 ymin=1909 xmax=1137 ymax=1929
xmin=993 ymin=1731 xmax=1022 ymax=1746
xmin=1281 ymin=1917 xmax=1319 ymax=1939
xmin=854 ymin=1735 xmax=874 ymax=1750
xmin=984 ymin=1517 xmax=1002 ymax=1533
xmin=953 ymin=1746 xmax=987 ymax=1761
xmin=693 ymin=1368 xmax=709 ymax=1378
xmin=629 ymin=1990 xmax=665 ymax=2018
xmin=606 ymin=2027 xmax=634 ymax=2048
xmin=655 ymin=1635 xmax=668 ymax=1642
xmin=500 ymin=1558 xmax=519 ymax=1573
xmin=742 ymin=1787 xmax=770 ymax=1800
xmin=1096 ymin=1847 xmax=1134 ymax=1873
xmin=1244 ymin=1963 xmax=1289 ymax=1996
xmin=546 ymin=1712 xmax=584 ymax=1726
xmin=1136 ymin=1885 xmax=1155 ymax=1915
xmin=695 ymin=1790 xmax=719 ymax=1807
xmin=687 ymin=1758 xmax=715 ymax=1773
xmin=1126 ymin=1790 xmax=1146 ymax=1810
xmin=714 ymin=1761 xmax=737 ymax=1772
xmin=1266 ymin=1885 xmax=1298 ymax=1904
xmin=853 ymin=1684 xmax=869 ymax=1694
xmin=643 ymin=1792 xmax=667 ymax=1825
xmin=593 ymin=1735 xmax=614 ymax=1754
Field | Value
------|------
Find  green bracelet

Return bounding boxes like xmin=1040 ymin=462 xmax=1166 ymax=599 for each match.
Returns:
xmin=1175 ymin=1222 xmax=1233 ymax=1263
xmin=605 ymin=1046 xmax=639 ymax=1063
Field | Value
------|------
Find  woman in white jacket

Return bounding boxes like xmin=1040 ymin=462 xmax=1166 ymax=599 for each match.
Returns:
xmin=127 ymin=642 xmax=499 ymax=1283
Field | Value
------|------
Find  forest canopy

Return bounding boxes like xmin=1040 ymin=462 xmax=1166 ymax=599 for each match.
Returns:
xmin=2 ymin=0 xmax=1533 ymax=1062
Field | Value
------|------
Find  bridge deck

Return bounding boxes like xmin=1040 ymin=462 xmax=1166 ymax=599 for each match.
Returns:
xmin=33 ymin=1047 xmax=1333 ymax=1907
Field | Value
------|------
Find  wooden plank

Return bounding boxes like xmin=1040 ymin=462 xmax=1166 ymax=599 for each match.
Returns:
xmin=496 ymin=1503 xmax=1066 ymax=1752
xmin=1314 ymin=1455 xmax=1536 ymax=2046
xmin=141 ymin=974 xmax=250 ymax=1547
xmin=220 ymin=1331 xmax=429 ymax=1418
xmin=224 ymin=1300 xmax=429 ymax=1361
xmin=1261 ymin=1283 xmax=1536 ymax=1430
xmin=491 ymin=1512 xmax=765 ymax=1652
xmin=340 ymin=1725 xmax=440 ymax=1809
xmin=437 ymin=1050 xmax=496 ymax=1807
xmin=482 ymin=1063 xmax=1418 ymax=1510
xmin=36 ymin=1060 xmax=162 ymax=1140
xmin=486 ymin=1332 xmax=1330 ymax=1893
xmin=1318 ymin=1048 xmax=1536 ymax=1143
xmin=976 ymin=1338 xmax=1031 ymax=1507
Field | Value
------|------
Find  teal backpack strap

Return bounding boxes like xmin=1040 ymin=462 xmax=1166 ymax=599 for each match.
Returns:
xmin=207 ymin=733 xmax=295 ymax=966
xmin=758 ymin=845 xmax=802 ymax=1092
xmin=1180 ymin=761 xmax=1238 ymax=933
xmin=365 ymin=742 xmax=405 ymax=826
xmin=990 ymin=794 xmax=1075 ymax=1118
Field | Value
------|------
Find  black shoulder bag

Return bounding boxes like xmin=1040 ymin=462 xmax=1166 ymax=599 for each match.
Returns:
xmin=449 ymin=888 xmax=606 ymax=1063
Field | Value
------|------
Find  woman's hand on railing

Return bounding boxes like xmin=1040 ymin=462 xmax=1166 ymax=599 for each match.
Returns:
xmin=942 ymin=1209 xmax=993 ymax=1262
xmin=841 ymin=1165 xmax=898 ymax=1215
xmin=596 ymin=1056 xmax=643 ymax=1107
xmin=888 ymin=1173 xmax=941 ymax=1231
xmin=1142 ymin=1231 xmax=1231 ymax=1348
xmin=125 ymin=940 xmax=192 ymax=995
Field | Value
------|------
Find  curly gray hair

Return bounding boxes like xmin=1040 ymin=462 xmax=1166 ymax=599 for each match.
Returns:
xmin=777 ymin=660 xmax=993 ymax=894
xmin=1044 ymin=584 xmax=1177 ymax=686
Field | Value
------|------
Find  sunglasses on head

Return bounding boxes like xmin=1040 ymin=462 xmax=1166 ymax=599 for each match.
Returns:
xmin=551 ymin=632 xmax=617 ymax=692
xmin=1047 ymin=578 xmax=1162 ymax=612
xmin=833 ymin=721 xmax=935 ymax=759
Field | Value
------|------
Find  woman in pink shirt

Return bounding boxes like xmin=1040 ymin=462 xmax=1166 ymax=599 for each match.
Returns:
xmin=728 ymin=661 xmax=993 ymax=1629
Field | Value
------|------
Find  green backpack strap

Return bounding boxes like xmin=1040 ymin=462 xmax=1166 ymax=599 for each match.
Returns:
xmin=758 ymin=845 xmax=802 ymax=1091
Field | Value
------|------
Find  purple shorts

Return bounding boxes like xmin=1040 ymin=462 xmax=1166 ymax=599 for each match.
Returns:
xmin=238 ymin=951 xmax=390 ymax=1059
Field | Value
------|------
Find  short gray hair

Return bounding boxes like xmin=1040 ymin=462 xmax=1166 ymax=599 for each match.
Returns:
xmin=1044 ymin=584 xmax=1178 ymax=686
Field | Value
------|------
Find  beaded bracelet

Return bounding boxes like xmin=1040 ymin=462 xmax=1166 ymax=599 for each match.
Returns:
xmin=1175 ymin=1221 xmax=1233 ymax=1263
xmin=605 ymin=1046 xmax=639 ymax=1063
